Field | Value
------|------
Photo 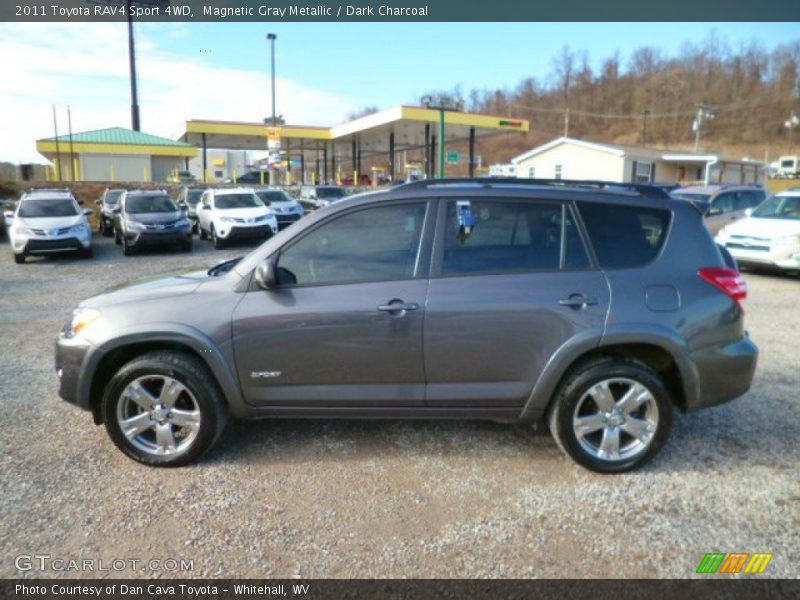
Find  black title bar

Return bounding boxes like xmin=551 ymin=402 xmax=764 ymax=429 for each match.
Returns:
xmin=3 ymin=0 xmax=800 ymax=22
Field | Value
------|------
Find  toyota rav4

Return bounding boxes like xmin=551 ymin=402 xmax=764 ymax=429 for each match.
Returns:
xmin=55 ymin=178 xmax=758 ymax=473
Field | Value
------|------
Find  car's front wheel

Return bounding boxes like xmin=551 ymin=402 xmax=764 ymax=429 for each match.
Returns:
xmin=102 ymin=351 xmax=227 ymax=467
xmin=211 ymin=225 xmax=224 ymax=249
xmin=548 ymin=358 xmax=672 ymax=473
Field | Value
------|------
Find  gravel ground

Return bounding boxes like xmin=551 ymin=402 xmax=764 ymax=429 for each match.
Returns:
xmin=0 ymin=233 xmax=798 ymax=579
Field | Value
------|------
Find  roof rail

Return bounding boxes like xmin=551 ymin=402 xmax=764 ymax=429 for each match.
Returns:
xmin=27 ymin=187 xmax=71 ymax=193
xmin=396 ymin=177 xmax=672 ymax=199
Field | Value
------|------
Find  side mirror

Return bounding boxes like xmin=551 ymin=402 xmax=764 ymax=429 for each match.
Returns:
xmin=178 ymin=202 xmax=188 ymax=211
xmin=202 ymin=204 xmax=211 ymax=210
xmin=3 ymin=210 xmax=14 ymax=221
xmin=254 ymin=258 xmax=277 ymax=290
xmin=744 ymin=208 xmax=753 ymax=217
xmin=112 ymin=207 xmax=121 ymax=214
xmin=706 ymin=207 xmax=723 ymax=217
xmin=82 ymin=208 xmax=93 ymax=216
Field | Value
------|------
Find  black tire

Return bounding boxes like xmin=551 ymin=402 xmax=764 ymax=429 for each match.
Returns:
xmin=122 ymin=236 xmax=135 ymax=256
xmin=211 ymin=226 xmax=224 ymax=249
xmin=13 ymin=253 xmax=25 ymax=264
xmin=199 ymin=225 xmax=208 ymax=240
xmin=114 ymin=228 xmax=122 ymax=245
xmin=191 ymin=221 xmax=198 ymax=235
xmin=81 ymin=246 xmax=94 ymax=259
xmin=102 ymin=351 xmax=227 ymax=467
xmin=181 ymin=238 xmax=193 ymax=252
xmin=102 ymin=219 xmax=113 ymax=237
xmin=548 ymin=358 xmax=673 ymax=474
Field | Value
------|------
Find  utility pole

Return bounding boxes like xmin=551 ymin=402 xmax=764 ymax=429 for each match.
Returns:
xmin=125 ymin=0 xmax=140 ymax=131
xmin=693 ymin=104 xmax=715 ymax=153
xmin=563 ymin=108 xmax=570 ymax=137
xmin=67 ymin=106 xmax=76 ymax=181
xmin=52 ymin=105 xmax=63 ymax=182
xmin=641 ymin=109 xmax=650 ymax=146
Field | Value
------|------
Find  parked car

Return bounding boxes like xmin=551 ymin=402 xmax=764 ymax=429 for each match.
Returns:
xmin=715 ymin=188 xmax=800 ymax=274
xmin=4 ymin=189 xmax=92 ymax=264
xmin=6 ymin=189 xmax=93 ymax=263
xmin=55 ymin=178 xmax=757 ymax=472
xmin=221 ymin=171 xmax=268 ymax=185
xmin=95 ymin=188 xmax=124 ymax=236
xmin=176 ymin=186 xmax=206 ymax=234
xmin=112 ymin=190 xmax=192 ymax=256
xmin=166 ymin=170 xmax=197 ymax=184
xmin=196 ymin=187 xmax=278 ymax=249
xmin=671 ymin=185 xmax=767 ymax=236
xmin=299 ymin=184 xmax=348 ymax=208
xmin=0 ymin=198 xmax=16 ymax=237
xmin=253 ymin=187 xmax=305 ymax=229
xmin=776 ymin=155 xmax=800 ymax=179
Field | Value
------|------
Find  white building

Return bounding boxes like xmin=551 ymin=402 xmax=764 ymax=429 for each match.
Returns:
xmin=510 ymin=137 xmax=766 ymax=185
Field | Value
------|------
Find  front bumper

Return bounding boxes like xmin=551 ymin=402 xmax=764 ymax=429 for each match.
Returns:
xmin=125 ymin=228 xmax=192 ymax=247
xmin=16 ymin=235 xmax=90 ymax=255
xmin=687 ymin=335 xmax=759 ymax=411
xmin=55 ymin=335 xmax=96 ymax=412
xmin=725 ymin=245 xmax=800 ymax=271
xmin=218 ymin=223 xmax=276 ymax=240
xmin=274 ymin=213 xmax=303 ymax=228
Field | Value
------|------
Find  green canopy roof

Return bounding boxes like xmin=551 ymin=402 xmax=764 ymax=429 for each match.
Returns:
xmin=43 ymin=127 xmax=192 ymax=148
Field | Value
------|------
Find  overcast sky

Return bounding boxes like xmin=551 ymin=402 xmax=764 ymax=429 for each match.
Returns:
xmin=0 ymin=21 xmax=796 ymax=164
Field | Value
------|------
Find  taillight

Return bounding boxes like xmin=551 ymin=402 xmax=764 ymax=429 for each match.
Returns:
xmin=698 ymin=267 xmax=747 ymax=310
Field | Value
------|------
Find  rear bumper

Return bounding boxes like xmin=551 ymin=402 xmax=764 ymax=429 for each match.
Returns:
xmin=687 ymin=334 xmax=758 ymax=411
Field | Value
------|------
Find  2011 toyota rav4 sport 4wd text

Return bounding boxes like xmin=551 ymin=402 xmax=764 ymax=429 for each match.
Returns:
xmin=55 ymin=178 xmax=758 ymax=473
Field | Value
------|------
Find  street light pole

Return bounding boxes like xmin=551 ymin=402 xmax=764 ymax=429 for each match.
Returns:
xmin=267 ymin=33 xmax=277 ymax=185
xmin=421 ymin=95 xmax=461 ymax=179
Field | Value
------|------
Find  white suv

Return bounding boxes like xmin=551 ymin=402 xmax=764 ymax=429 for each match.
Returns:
xmin=196 ymin=187 xmax=278 ymax=249
xmin=4 ymin=189 xmax=93 ymax=264
xmin=715 ymin=189 xmax=800 ymax=273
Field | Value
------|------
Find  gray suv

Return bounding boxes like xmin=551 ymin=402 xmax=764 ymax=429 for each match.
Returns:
xmin=55 ymin=178 xmax=758 ymax=473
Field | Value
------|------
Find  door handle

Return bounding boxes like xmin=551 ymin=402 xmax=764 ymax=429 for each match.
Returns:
xmin=559 ymin=294 xmax=599 ymax=309
xmin=378 ymin=301 xmax=420 ymax=314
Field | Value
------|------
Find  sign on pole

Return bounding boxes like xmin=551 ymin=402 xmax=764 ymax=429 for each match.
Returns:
xmin=447 ymin=151 xmax=460 ymax=165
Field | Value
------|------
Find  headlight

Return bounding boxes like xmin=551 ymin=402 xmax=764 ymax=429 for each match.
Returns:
xmin=67 ymin=223 xmax=88 ymax=234
xmin=175 ymin=218 xmax=190 ymax=227
xmin=125 ymin=219 xmax=146 ymax=231
xmin=220 ymin=216 xmax=237 ymax=223
xmin=63 ymin=308 xmax=101 ymax=339
xmin=14 ymin=226 xmax=34 ymax=236
xmin=775 ymin=235 xmax=799 ymax=247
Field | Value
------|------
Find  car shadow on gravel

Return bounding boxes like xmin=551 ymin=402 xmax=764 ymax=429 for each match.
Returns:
xmin=206 ymin=418 xmax=563 ymax=467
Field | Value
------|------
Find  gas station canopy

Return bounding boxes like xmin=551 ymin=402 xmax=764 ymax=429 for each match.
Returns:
xmin=182 ymin=105 xmax=530 ymax=182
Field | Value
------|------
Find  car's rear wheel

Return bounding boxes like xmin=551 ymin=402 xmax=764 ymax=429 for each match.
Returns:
xmin=103 ymin=351 xmax=227 ymax=467
xmin=13 ymin=253 xmax=25 ymax=264
xmin=548 ymin=359 xmax=672 ymax=473
xmin=122 ymin=236 xmax=135 ymax=256
xmin=114 ymin=228 xmax=121 ymax=245
xmin=102 ymin=220 xmax=113 ymax=237
xmin=199 ymin=225 xmax=208 ymax=240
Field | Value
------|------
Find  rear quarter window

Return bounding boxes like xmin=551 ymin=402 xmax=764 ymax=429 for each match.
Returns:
xmin=578 ymin=202 xmax=670 ymax=269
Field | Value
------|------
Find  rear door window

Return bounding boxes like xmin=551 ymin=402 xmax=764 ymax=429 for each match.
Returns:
xmin=578 ymin=202 xmax=670 ymax=269
xmin=440 ymin=199 xmax=590 ymax=276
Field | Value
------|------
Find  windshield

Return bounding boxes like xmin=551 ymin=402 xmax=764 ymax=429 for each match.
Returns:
xmin=780 ymin=160 xmax=795 ymax=168
xmin=125 ymin=195 xmax=179 ymax=214
xmin=18 ymin=198 xmax=78 ymax=218
xmin=672 ymin=192 xmax=711 ymax=204
xmin=316 ymin=187 xmax=346 ymax=199
xmin=186 ymin=190 xmax=203 ymax=205
xmin=255 ymin=190 xmax=291 ymax=205
xmin=751 ymin=195 xmax=800 ymax=220
xmin=215 ymin=193 xmax=264 ymax=209
xmin=105 ymin=190 xmax=123 ymax=206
